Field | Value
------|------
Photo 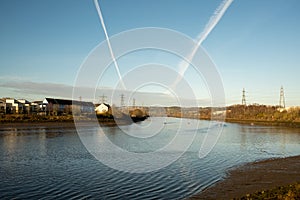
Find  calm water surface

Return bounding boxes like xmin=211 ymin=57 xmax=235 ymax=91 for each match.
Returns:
xmin=0 ymin=117 xmax=300 ymax=199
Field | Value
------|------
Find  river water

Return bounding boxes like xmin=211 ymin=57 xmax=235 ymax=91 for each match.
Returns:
xmin=0 ymin=117 xmax=300 ymax=199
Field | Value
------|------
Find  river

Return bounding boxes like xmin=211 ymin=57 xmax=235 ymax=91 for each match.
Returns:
xmin=0 ymin=117 xmax=300 ymax=199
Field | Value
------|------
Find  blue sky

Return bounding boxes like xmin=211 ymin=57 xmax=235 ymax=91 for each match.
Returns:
xmin=0 ymin=0 xmax=299 ymax=106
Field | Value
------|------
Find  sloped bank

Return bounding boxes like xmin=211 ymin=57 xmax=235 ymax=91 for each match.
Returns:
xmin=0 ymin=113 xmax=148 ymax=127
xmin=190 ymin=155 xmax=300 ymax=199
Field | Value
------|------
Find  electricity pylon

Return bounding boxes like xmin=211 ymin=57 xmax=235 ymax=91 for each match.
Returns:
xmin=279 ymin=86 xmax=285 ymax=108
xmin=242 ymin=88 xmax=246 ymax=106
xmin=120 ymin=94 xmax=125 ymax=107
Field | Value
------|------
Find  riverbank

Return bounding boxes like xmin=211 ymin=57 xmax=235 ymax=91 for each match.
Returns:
xmin=0 ymin=114 xmax=148 ymax=127
xmin=169 ymin=115 xmax=300 ymax=128
xmin=190 ymin=155 xmax=300 ymax=199
xmin=0 ymin=120 xmax=130 ymax=128
xmin=225 ymin=118 xmax=300 ymax=128
xmin=1 ymin=112 xmax=300 ymax=128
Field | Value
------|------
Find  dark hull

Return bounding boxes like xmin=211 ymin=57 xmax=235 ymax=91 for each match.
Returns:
xmin=130 ymin=116 xmax=148 ymax=123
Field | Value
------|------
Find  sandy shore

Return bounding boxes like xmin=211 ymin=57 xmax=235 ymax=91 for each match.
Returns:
xmin=190 ymin=155 xmax=300 ymax=199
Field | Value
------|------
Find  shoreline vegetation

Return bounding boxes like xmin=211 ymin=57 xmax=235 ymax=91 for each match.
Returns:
xmin=167 ymin=104 xmax=300 ymax=128
xmin=190 ymin=155 xmax=300 ymax=199
xmin=0 ymin=107 xmax=151 ymax=127
xmin=2 ymin=104 xmax=300 ymax=128
xmin=225 ymin=118 xmax=300 ymax=128
xmin=0 ymin=114 xmax=148 ymax=127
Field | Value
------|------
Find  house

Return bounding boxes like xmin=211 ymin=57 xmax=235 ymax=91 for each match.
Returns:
xmin=30 ymin=101 xmax=43 ymax=114
xmin=212 ymin=110 xmax=226 ymax=116
xmin=0 ymin=99 xmax=5 ymax=114
xmin=5 ymin=98 xmax=23 ymax=114
xmin=18 ymin=99 xmax=31 ymax=114
xmin=43 ymin=98 xmax=72 ymax=115
xmin=43 ymin=98 xmax=94 ymax=115
xmin=95 ymin=103 xmax=110 ymax=115
xmin=73 ymin=100 xmax=95 ymax=114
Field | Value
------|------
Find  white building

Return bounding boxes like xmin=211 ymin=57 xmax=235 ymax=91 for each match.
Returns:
xmin=0 ymin=99 xmax=5 ymax=114
xmin=95 ymin=103 xmax=110 ymax=115
xmin=5 ymin=98 xmax=23 ymax=114
xmin=212 ymin=110 xmax=226 ymax=116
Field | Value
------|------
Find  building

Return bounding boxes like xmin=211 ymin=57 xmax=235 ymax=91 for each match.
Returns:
xmin=5 ymin=98 xmax=23 ymax=114
xmin=18 ymin=99 xmax=31 ymax=114
xmin=212 ymin=110 xmax=226 ymax=116
xmin=0 ymin=98 xmax=5 ymax=114
xmin=74 ymin=100 xmax=95 ymax=114
xmin=30 ymin=101 xmax=43 ymax=114
xmin=95 ymin=103 xmax=110 ymax=115
xmin=43 ymin=98 xmax=94 ymax=115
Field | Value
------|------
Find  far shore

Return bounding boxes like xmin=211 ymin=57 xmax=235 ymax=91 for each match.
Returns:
xmin=185 ymin=117 xmax=300 ymax=128
xmin=0 ymin=115 xmax=140 ymax=128
xmin=225 ymin=118 xmax=300 ymax=128
xmin=1 ymin=115 xmax=300 ymax=129
xmin=190 ymin=155 xmax=300 ymax=199
xmin=0 ymin=120 xmax=134 ymax=128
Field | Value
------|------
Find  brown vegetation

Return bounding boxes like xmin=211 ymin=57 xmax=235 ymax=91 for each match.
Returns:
xmin=226 ymin=105 xmax=300 ymax=122
xmin=1 ymin=104 xmax=300 ymax=127
xmin=0 ymin=114 xmax=75 ymax=123
xmin=162 ymin=104 xmax=300 ymax=127
xmin=237 ymin=182 xmax=300 ymax=200
xmin=226 ymin=105 xmax=300 ymax=127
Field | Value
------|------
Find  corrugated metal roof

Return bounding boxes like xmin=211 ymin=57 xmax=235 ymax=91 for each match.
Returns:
xmin=45 ymin=98 xmax=94 ymax=106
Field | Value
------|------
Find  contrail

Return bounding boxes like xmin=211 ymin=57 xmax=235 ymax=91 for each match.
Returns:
xmin=172 ymin=0 xmax=234 ymax=88
xmin=94 ymin=0 xmax=126 ymax=90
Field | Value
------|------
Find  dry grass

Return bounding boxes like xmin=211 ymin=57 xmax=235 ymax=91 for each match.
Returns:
xmin=236 ymin=183 xmax=300 ymax=200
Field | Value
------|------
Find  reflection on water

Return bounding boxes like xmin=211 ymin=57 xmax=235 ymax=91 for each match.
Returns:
xmin=236 ymin=125 xmax=300 ymax=156
xmin=0 ymin=118 xmax=300 ymax=199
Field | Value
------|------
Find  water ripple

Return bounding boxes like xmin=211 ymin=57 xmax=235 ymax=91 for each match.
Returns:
xmin=1 ymin=118 xmax=300 ymax=199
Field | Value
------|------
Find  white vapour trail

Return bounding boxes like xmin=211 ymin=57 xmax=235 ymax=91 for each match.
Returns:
xmin=196 ymin=0 xmax=234 ymax=46
xmin=94 ymin=0 xmax=126 ymax=90
xmin=172 ymin=0 xmax=234 ymax=88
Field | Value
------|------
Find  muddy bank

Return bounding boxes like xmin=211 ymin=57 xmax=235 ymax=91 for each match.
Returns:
xmin=190 ymin=155 xmax=300 ymax=199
